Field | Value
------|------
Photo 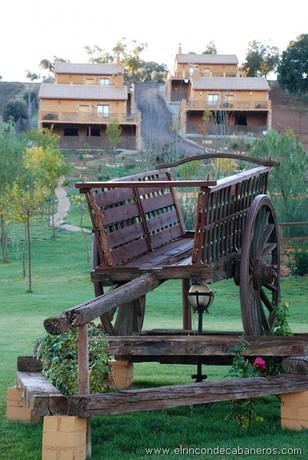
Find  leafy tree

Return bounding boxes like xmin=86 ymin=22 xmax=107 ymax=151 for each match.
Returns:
xmin=106 ymin=119 xmax=122 ymax=165
xmin=0 ymin=121 xmax=27 ymax=263
xmin=277 ymin=34 xmax=308 ymax=94
xmin=2 ymin=99 xmax=28 ymax=122
xmin=240 ymin=40 xmax=279 ymax=77
xmin=85 ymin=38 xmax=168 ymax=83
xmin=24 ymin=138 xmax=71 ymax=238
xmin=39 ymin=56 xmax=70 ymax=79
xmin=25 ymin=71 xmax=40 ymax=81
xmin=2 ymin=181 xmax=46 ymax=292
xmin=249 ymin=130 xmax=307 ymax=233
xmin=203 ymin=41 xmax=217 ymax=54
xmin=84 ymin=45 xmax=114 ymax=64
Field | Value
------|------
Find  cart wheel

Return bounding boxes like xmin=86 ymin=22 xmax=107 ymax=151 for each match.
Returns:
xmin=92 ymin=237 xmax=146 ymax=336
xmin=240 ymin=195 xmax=280 ymax=336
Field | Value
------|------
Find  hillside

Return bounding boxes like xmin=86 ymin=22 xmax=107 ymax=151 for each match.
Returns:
xmin=0 ymin=81 xmax=29 ymax=113
xmin=0 ymin=81 xmax=40 ymax=115
xmin=269 ymin=81 xmax=308 ymax=151
xmin=0 ymin=80 xmax=307 ymax=151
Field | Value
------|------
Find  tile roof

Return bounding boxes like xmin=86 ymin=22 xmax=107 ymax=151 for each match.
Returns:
xmin=54 ymin=62 xmax=124 ymax=75
xmin=176 ymin=54 xmax=239 ymax=65
xmin=39 ymin=83 xmax=128 ymax=100
xmin=191 ymin=77 xmax=270 ymax=91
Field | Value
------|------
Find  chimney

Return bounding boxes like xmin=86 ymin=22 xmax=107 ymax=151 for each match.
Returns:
xmin=178 ymin=43 xmax=182 ymax=54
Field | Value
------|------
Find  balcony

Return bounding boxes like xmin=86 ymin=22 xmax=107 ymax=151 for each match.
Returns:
xmin=186 ymin=100 xmax=271 ymax=111
xmin=40 ymin=111 xmax=139 ymax=124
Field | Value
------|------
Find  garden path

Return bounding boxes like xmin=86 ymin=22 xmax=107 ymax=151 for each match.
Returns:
xmin=53 ymin=177 xmax=91 ymax=233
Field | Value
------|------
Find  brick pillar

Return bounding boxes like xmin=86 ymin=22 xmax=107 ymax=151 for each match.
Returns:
xmin=42 ymin=415 xmax=87 ymax=460
xmin=281 ymin=391 xmax=308 ymax=430
xmin=6 ymin=387 xmax=40 ymax=423
xmin=108 ymin=359 xmax=134 ymax=389
xmin=281 ymin=357 xmax=308 ymax=430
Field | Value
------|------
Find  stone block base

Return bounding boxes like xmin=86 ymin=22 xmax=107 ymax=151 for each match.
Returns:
xmin=108 ymin=359 xmax=134 ymax=389
xmin=281 ymin=391 xmax=308 ymax=430
xmin=6 ymin=387 xmax=40 ymax=423
xmin=42 ymin=416 xmax=87 ymax=460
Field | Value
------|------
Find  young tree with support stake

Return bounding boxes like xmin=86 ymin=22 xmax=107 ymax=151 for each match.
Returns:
xmin=2 ymin=182 xmax=46 ymax=293
xmin=106 ymin=119 xmax=122 ymax=166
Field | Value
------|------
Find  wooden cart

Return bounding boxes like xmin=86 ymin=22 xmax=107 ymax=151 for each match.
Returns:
xmin=75 ymin=154 xmax=280 ymax=337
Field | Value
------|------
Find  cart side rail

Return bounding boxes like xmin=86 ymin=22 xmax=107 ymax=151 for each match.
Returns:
xmin=192 ymin=166 xmax=271 ymax=265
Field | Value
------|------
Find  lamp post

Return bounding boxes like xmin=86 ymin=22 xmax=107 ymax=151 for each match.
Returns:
xmin=188 ymin=284 xmax=214 ymax=382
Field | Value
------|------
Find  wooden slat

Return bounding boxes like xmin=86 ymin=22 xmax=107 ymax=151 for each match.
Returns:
xmin=107 ymin=335 xmax=308 ymax=358
xmin=100 ymin=202 xmax=141 ymax=226
xmin=67 ymin=374 xmax=308 ymax=417
xmin=76 ymin=180 xmax=217 ymax=191
xmin=95 ymin=187 xmax=135 ymax=208
xmin=106 ymin=223 xmax=145 ymax=249
xmin=110 ymin=238 xmax=149 ymax=265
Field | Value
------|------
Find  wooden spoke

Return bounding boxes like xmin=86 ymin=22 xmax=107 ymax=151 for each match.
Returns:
xmin=240 ymin=195 xmax=280 ymax=336
xmin=92 ymin=237 xmax=146 ymax=336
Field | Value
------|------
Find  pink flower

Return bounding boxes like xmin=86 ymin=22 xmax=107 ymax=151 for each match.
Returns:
xmin=253 ymin=357 xmax=267 ymax=371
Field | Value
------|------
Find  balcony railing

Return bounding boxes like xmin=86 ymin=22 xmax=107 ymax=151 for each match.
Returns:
xmin=40 ymin=111 xmax=139 ymax=124
xmin=186 ymin=100 xmax=271 ymax=111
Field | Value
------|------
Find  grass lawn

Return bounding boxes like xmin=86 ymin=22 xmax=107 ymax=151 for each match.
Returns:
xmin=0 ymin=227 xmax=307 ymax=459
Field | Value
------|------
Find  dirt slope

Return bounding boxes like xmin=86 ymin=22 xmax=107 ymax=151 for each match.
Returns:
xmin=270 ymin=81 xmax=308 ymax=151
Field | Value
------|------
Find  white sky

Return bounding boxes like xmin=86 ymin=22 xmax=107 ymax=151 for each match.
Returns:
xmin=1 ymin=0 xmax=307 ymax=81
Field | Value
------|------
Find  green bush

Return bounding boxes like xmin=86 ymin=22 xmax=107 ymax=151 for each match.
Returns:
xmin=3 ymin=98 xmax=28 ymax=122
xmin=286 ymin=242 xmax=308 ymax=276
xmin=35 ymin=323 xmax=110 ymax=396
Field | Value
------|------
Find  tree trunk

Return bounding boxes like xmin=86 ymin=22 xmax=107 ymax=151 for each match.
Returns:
xmin=26 ymin=215 xmax=33 ymax=293
xmin=0 ymin=215 xmax=9 ymax=264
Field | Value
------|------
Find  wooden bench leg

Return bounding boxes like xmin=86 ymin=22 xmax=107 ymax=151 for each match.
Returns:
xmin=42 ymin=415 xmax=87 ymax=460
xmin=281 ymin=391 xmax=308 ymax=430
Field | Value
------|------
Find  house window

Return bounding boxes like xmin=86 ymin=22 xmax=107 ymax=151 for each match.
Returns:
xmin=87 ymin=127 xmax=100 ymax=136
xmin=97 ymin=105 xmax=109 ymax=118
xmin=99 ymin=78 xmax=110 ymax=85
xmin=64 ymin=127 xmax=78 ymax=136
xmin=85 ymin=78 xmax=95 ymax=85
xmin=221 ymin=94 xmax=234 ymax=108
xmin=207 ymin=94 xmax=219 ymax=106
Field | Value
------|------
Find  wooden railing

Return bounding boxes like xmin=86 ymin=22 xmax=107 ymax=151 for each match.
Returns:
xmin=186 ymin=100 xmax=271 ymax=110
xmin=40 ymin=111 xmax=138 ymax=124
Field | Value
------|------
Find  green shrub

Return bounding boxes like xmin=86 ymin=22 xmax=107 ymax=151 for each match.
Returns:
xmin=3 ymin=98 xmax=28 ymax=122
xmin=35 ymin=323 xmax=110 ymax=396
xmin=286 ymin=242 xmax=308 ymax=276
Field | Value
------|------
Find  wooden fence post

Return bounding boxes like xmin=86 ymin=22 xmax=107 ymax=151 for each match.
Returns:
xmin=78 ymin=324 xmax=91 ymax=458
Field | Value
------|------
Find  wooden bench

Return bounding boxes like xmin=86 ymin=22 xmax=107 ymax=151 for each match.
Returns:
xmin=76 ymin=168 xmax=216 ymax=285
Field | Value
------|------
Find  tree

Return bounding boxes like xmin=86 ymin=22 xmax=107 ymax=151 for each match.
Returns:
xmin=39 ymin=56 xmax=70 ymax=79
xmin=2 ymin=182 xmax=46 ymax=292
xmin=106 ymin=119 xmax=122 ymax=165
xmin=0 ymin=120 xmax=27 ymax=263
xmin=277 ymin=34 xmax=308 ymax=94
xmin=203 ymin=41 xmax=217 ymax=54
xmin=240 ymin=40 xmax=279 ymax=77
xmin=24 ymin=136 xmax=71 ymax=238
xmin=2 ymin=99 xmax=28 ymax=122
xmin=85 ymin=38 xmax=168 ymax=83
xmin=249 ymin=130 xmax=307 ymax=233
xmin=25 ymin=71 xmax=40 ymax=81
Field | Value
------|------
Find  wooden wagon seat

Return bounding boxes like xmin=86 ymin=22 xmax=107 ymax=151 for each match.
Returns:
xmin=76 ymin=169 xmax=217 ymax=281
